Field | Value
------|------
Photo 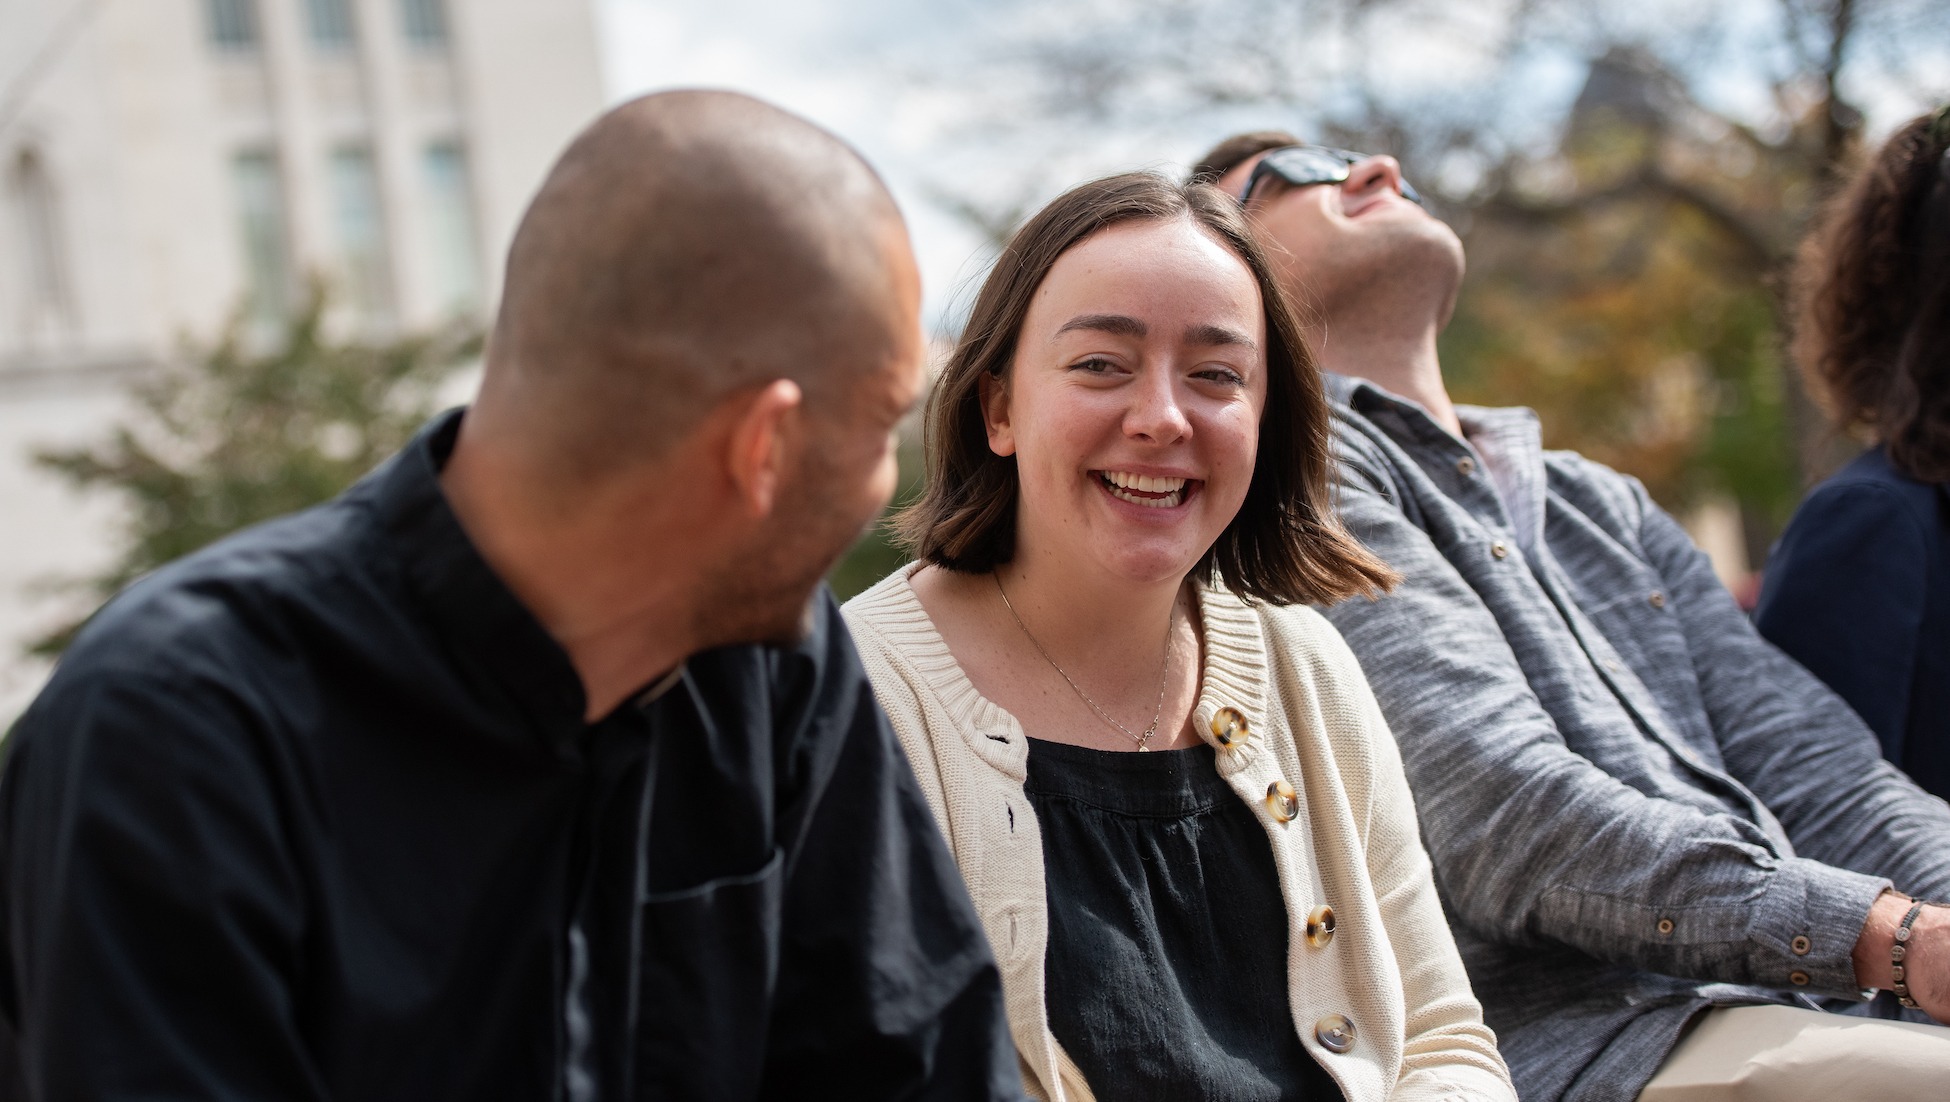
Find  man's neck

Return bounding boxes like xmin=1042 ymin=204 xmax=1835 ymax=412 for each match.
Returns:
xmin=1314 ymin=317 xmax=1460 ymax=438
xmin=440 ymin=432 xmax=704 ymax=722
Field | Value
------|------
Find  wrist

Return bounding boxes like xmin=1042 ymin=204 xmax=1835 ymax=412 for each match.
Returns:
xmin=1894 ymin=899 xmax=1930 ymax=1008
xmin=1854 ymin=890 xmax=1950 ymax=1021
xmin=1898 ymin=902 xmax=1950 ymax=1018
xmin=1852 ymin=889 xmax=1912 ymax=989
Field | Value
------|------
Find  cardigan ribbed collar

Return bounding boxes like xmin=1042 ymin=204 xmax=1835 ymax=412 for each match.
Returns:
xmin=852 ymin=563 xmax=1273 ymax=778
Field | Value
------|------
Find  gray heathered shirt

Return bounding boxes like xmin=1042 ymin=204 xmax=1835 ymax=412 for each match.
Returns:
xmin=1318 ymin=374 xmax=1950 ymax=1102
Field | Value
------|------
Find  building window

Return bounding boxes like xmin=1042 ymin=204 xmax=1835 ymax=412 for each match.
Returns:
xmin=421 ymin=141 xmax=480 ymax=314
xmin=399 ymin=0 xmax=449 ymax=49
xmin=304 ymin=0 xmax=357 ymax=50
xmin=231 ymin=149 xmax=293 ymax=327
xmin=328 ymin=147 xmax=392 ymax=326
xmin=9 ymin=147 xmax=74 ymax=332
xmin=206 ymin=0 xmax=259 ymax=50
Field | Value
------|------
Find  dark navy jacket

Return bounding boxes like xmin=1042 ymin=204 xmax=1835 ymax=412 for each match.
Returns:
xmin=1757 ymin=447 xmax=1950 ymax=802
xmin=0 ymin=411 xmax=1021 ymax=1101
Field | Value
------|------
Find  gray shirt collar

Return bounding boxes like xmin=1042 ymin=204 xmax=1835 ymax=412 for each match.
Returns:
xmin=1326 ymin=373 xmax=1547 ymax=557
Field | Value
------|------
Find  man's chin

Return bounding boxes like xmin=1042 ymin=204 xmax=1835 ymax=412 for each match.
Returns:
xmin=690 ymin=576 xmax=827 ymax=652
xmin=756 ymin=592 xmax=821 ymax=647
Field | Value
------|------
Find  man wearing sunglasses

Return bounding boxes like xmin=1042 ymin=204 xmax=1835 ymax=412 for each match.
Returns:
xmin=1197 ymin=131 xmax=1950 ymax=1100
xmin=1236 ymin=143 xmax=1428 ymax=205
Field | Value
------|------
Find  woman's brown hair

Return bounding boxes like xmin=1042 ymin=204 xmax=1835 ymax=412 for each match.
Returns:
xmin=1792 ymin=106 xmax=1950 ymax=483
xmin=893 ymin=171 xmax=1397 ymax=605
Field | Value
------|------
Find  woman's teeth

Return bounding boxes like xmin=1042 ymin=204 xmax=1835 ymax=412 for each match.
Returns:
xmin=1100 ymin=471 xmax=1187 ymax=508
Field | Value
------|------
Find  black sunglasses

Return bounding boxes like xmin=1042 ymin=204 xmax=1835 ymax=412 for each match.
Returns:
xmin=1236 ymin=145 xmax=1424 ymax=207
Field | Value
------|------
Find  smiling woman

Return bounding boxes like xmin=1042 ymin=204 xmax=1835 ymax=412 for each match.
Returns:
xmin=896 ymin=173 xmax=1387 ymax=606
xmin=841 ymin=172 xmax=1515 ymax=1102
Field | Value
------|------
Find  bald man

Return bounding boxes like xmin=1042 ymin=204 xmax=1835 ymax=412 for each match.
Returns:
xmin=0 ymin=93 xmax=1021 ymax=1100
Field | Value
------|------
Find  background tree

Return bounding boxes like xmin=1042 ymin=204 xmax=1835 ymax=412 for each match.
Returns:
xmin=910 ymin=0 xmax=1947 ymax=570
xmin=28 ymin=293 xmax=481 ymax=655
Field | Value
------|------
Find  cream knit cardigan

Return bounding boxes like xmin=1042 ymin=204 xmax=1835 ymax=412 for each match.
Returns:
xmin=843 ymin=565 xmax=1515 ymax=1102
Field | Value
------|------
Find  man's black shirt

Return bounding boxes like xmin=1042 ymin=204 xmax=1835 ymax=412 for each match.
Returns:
xmin=0 ymin=411 xmax=1019 ymax=1100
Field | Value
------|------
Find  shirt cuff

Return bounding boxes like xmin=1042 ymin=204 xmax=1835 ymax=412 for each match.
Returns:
xmin=1752 ymin=857 xmax=1890 ymax=995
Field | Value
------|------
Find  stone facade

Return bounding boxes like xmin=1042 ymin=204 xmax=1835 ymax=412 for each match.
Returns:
xmin=0 ymin=0 xmax=605 ymax=721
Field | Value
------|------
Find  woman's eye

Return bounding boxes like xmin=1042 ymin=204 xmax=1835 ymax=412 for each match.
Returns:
xmin=1196 ymin=366 xmax=1246 ymax=386
xmin=1070 ymin=356 xmax=1119 ymax=374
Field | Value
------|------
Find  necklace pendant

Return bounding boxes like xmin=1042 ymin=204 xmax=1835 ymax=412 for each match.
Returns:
xmin=1138 ymin=745 xmax=1151 ymax=752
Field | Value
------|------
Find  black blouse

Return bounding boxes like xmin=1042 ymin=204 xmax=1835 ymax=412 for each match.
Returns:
xmin=1024 ymin=737 xmax=1343 ymax=1101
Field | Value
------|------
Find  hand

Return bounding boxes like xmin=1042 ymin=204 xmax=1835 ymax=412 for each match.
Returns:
xmin=1853 ymin=891 xmax=1950 ymax=1022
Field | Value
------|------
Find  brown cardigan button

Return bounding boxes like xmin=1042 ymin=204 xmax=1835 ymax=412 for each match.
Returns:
xmin=1266 ymin=780 xmax=1299 ymax=823
xmin=1306 ymin=905 xmax=1337 ymax=948
xmin=1210 ymin=707 xmax=1250 ymax=750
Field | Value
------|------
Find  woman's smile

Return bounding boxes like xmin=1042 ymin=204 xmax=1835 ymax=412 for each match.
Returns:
xmin=988 ymin=215 xmax=1267 ymax=583
xmin=1094 ymin=470 xmax=1199 ymax=510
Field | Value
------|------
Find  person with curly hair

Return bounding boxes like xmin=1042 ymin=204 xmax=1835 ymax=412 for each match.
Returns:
xmin=1756 ymin=106 xmax=1950 ymax=803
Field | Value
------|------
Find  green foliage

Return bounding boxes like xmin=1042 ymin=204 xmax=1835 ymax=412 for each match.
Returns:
xmin=1439 ymin=86 xmax=1842 ymax=560
xmin=29 ymin=295 xmax=481 ymax=655
xmin=827 ymin=434 xmax=927 ymax=602
xmin=1443 ymin=201 xmax=1799 ymax=522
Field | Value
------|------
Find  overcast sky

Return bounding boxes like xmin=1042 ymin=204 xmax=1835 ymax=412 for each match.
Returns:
xmin=593 ymin=0 xmax=1947 ymax=332
xmin=589 ymin=0 xmax=1556 ymax=324
xmin=598 ymin=0 xmax=1024 ymax=330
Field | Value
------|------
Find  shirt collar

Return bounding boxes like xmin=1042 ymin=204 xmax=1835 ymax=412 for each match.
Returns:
xmin=1327 ymin=372 xmax=1551 ymax=555
xmin=1325 ymin=372 xmax=1466 ymax=451
xmin=1326 ymin=372 xmax=1544 ymax=456
xmin=366 ymin=408 xmax=592 ymax=744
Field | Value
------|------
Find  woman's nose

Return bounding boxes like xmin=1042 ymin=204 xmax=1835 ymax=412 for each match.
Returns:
xmin=1125 ymin=371 xmax=1191 ymax=442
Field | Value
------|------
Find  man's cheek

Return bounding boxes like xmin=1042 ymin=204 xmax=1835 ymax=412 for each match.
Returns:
xmin=870 ymin=449 xmax=900 ymax=510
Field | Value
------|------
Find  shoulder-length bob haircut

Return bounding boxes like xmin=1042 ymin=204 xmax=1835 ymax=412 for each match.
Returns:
xmin=893 ymin=170 xmax=1397 ymax=606
xmin=1793 ymin=106 xmax=1950 ymax=483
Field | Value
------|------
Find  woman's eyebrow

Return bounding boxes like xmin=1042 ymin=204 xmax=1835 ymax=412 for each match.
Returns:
xmin=1185 ymin=323 xmax=1256 ymax=349
xmin=1054 ymin=313 xmax=1146 ymax=339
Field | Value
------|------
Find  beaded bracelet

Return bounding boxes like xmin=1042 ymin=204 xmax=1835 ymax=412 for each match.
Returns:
xmin=1893 ymin=899 xmax=1929 ymax=1010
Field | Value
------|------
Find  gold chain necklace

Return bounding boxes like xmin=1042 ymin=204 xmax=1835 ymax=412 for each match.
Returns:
xmin=993 ymin=572 xmax=1176 ymax=751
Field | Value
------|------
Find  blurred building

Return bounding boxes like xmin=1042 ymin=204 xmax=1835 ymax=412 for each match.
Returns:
xmin=0 ymin=0 xmax=605 ymax=719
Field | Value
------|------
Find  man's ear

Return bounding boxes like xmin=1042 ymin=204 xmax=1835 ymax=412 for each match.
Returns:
xmin=979 ymin=371 xmax=1016 ymax=457
xmin=724 ymin=378 xmax=804 ymax=519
